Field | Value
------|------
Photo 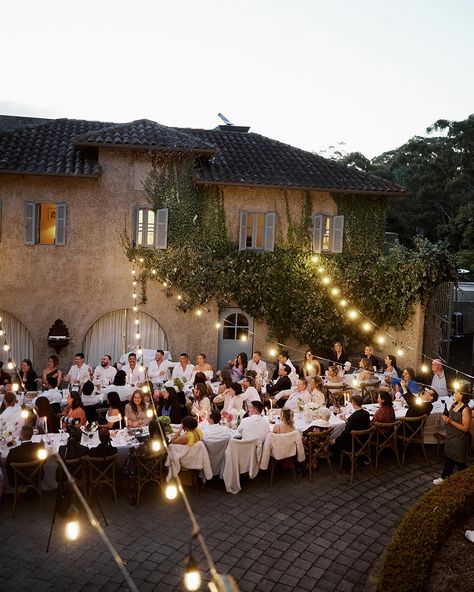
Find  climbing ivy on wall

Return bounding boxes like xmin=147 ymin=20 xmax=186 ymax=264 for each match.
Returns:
xmin=124 ymin=160 xmax=457 ymax=358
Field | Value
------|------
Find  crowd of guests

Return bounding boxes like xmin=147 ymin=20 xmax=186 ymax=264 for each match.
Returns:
xmin=0 ymin=344 xmax=472 ymax=501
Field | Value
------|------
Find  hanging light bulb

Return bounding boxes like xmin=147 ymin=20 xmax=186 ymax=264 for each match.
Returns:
xmin=453 ymin=380 xmax=461 ymax=391
xmin=135 ymin=332 xmax=140 ymax=340
xmin=177 ymin=295 xmax=182 ymax=301
xmin=21 ymin=408 xmax=29 ymax=419
xmin=420 ymin=364 xmax=429 ymax=373
xmin=269 ymin=348 xmax=277 ymax=357
xmin=322 ymin=276 xmax=331 ymax=285
xmin=311 ymin=255 xmax=319 ymax=263
xmin=196 ymin=309 xmax=202 ymax=316
xmin=397 ymin=349 xmax=404 ymax=357
xmin=415 ymin=396 xmax=422 ymax=406
xmin=132 ymin=280 xmax=137 ymax=286
xmin=151 ymin=269 xmax=157 ymax=275
xmin=139 ymin=365 xmax=145 ymax=374
xmin=132 ymin=293 xmax=137 ymax=299
xmin=215 ymin=322 xmax=221 ymax=329
xmin=133 ymin=306 xmax=138 ymax=312
xmin=12 ymin=383 xmax=19 ymax=392
xmin=163 ymin=282 xmax=168 ymax=287
xmin=0 ymin=329 xmax=4 ymax=336
xmin=65 ymin=520 xmax=80 ymax=541
xmin=339 ymin=299 xmax=348 ymax=307
xmin=183 ymin=555 xmax=201 ymax=592
xmin=165 ymin=482 xmax=178 ymax=500
xmin=137 ymin=348 xmax=143 ymax=356
xmin=135 ymin=319 xmax=139 ymax=325
xmin=151 ymin=439 xmax=162 ymax=452
xmin=362 ymin=322 xmax=372 ymax=332
xmin=7 ymin=358 xmax=14 ymax=370
xmin=376 ymin=335 xmax=386 ymax=345
xmin=331 ymin=287 xmax=340 ymax=296
xmin=139 ymin=258 xmax=144 ymax=263
xmin=3 ymin=344 xmax=10 ymax=352
xmin=37 ymin=448 xmax=48 ymax=460
xmin=317 ymin=266 xmax=325 ymax=274
xmin=146 ymin=408 xmax=154 ymax=418
xmin=347 ymin=309 xmax=358 ymax=320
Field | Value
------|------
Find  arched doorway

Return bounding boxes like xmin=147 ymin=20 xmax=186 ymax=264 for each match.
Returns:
xmin=83 ymin=309 xmax=168 ymax=367
xmin=0 ymin=310 xmax=34 ymax=366
xmin=217 ymin=308 xmax=254 ymax=370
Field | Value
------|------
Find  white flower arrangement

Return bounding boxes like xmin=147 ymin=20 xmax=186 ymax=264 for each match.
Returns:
xmin=0 ymin=429 xmax=15 ymax=445
xmin=303 ymin=401 xmax=320 ymax=420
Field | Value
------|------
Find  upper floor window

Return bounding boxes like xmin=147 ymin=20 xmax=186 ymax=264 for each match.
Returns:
xmin=133 ymin=207 xmax=168 ymax=249
xmin=312 ymin=214 xmax=344 ymax=253
xmin=25 ymin=201 xmax=67 ymax=245
xmin=238 ymin=211 xmax=275 ymax=252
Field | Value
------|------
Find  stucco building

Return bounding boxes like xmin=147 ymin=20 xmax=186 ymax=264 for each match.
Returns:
xmin=0 ymin=115 xmax=413 ymax=373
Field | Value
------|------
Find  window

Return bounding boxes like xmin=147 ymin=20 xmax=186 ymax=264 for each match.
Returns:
xmin=133 ymin=207 xmax=168 ymax=249
xmin=24 ymin=201 xmax=67 ymax=245
xmin=222 ymin=313 xmax=249 ymax=340
xmin=312 ymin=214 xmax=344 ymax=253
xmin=239 ymin=211 xmax=275 ymax=252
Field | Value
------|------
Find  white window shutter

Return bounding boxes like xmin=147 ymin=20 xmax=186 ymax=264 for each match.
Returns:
xmin=331 ymin=215 xmax=344 ymax=253
xmin=264 ymin=212 xmax=276 ymax=252
xmin=132 ymin=206 xmax=139 ymax=246
xmin=154 ymin=208 xmax=168 ymax=249
xmin=25 ymin=201 xmax=36 ymax=245
xmin=239 ymin=211 xmax=248 ymax=251
xmin=312 ymin=214 xmax=323 ymax=253
xmin=55 ymin=202 xmax=67 ymax=245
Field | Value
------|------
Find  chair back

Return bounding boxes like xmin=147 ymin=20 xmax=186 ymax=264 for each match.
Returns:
xmin=307 ymin=428 xmax=333 ymax=458
xmin=373 ymin=420 xmax=401 ymax=443
xmin=228 ymin=437 xmax=261 ymax=472
xmin=265 ymin=431 xmax=299 ymax=461
xmin=87 ymin=455 xmax=116 ymax=489
xmin=400 ymin=415 xmax=428 ymax=443
xmin=350 ymin=427 xmax=375 ymax=455
xmin=11 ymin=459 xmax=45 ymax=487
xmin=361 ymin=384 xmax=380 ymax=404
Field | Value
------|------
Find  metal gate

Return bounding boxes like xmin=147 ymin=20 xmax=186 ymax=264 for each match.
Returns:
xmin=422 ymin=282 xmax=454 ymax=362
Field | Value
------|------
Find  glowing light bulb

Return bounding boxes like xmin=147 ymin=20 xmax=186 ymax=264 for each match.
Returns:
xmin=7 ymin=359 xmax=14 ymax=370
xmin=132 ymin=293 xmax=137 ymax=299
xmin=163 ymin=282 xmax=168 ymax=287
xmin=196 ymin=309 xmax=202 ymax=316
xmin=0 ymin=330 xmax=3 ymax=336
xmin=132 ymin=280 xmax=137 ymax=286
xmin=215 ymin=322 xmax=221 ymax=329
xmin=139 ymin=258 xmax=144 ymax=263
xmin=135 ymin=332 xmax=140 ymax=340
xmin=65 ymin=520 xmax=80 ymax=541
xmin=165 ymin=483 xmax=178 ymax=500
xmin=322 ymin=276 xmax=331 ymax=285
xmin=331 ymin=287 xmax=340 ymax=296
xmin=12 ymin=383 xmax=19 ymax=392
xmin=137 ymin=348 xmax=143 ymax=355
xmin=151 ymin=270 xmax=157 ymax=275
xmin=133 ymin=306 xmax=138 ymax=312
xmin=135 ymin=319 xmax=139 ymax=325
xmin=269 ymin=348 xmax=277 ymax=357
xmin=339 ymin=299 xmax=348 ymax=307
xmin=183 ymin=559 xmax=201 ymax=592
xmin=453 ymin=381 xmax=460 ymax=391
xmin=311 ymin=255 xmax=319 ymax=263
xmin=397 ymin=349 xmax=404 ymax=357
xmin=415 ymin=396 xmax=422 ymax=406
xmin=146 ymin=408 xmax=154 ymax=418
xmin=37 ymin=448 xmax=48 ymax=460
xmin=3 ymin=344 xmax=10 ymax=352
xmin=21 ymin=409 xmax=29 ymax=419
xmin=362 ymin=322 xmax=372 ymax=332
xmin=348 ymin=309 xmax=358 ymax=320
xmin=420 ymin=364 xmax=429 ymax=373
xmin=317 ymin=266 xmax=325 ymax=274
xmin=151 ymin=439 xmax=161 ymax=452
xmin=240 ymin=334 xmax=248 ymax=342
xmin=139 ymin=365 xmax=145 ymax=373
xmin=376 ymin=335 xmax=386 ymax=345
xmin=177 ymin=295 xmax=182 ymax=301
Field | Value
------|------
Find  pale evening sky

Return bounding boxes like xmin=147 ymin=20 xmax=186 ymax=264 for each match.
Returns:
xmin=1 ymin=0 xmax=472 ymax=157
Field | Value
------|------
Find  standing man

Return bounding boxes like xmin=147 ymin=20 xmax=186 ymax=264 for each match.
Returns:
xmin=247 ymin=351 xmax=267 ymax=378
xmin=93 ymin=355 xmax=117 ymax=389
xmin=147 ymin=350 xmax=174 ymax=384
xmin=431 ymin=359 xmax=449 ymax=399
xmin=122 ymin=353 xmax=142 ymax=386
xmin=65 ymin=353 xmax=92 ymax=389
xmin=171 ymin=353 xmax=194 ymax=383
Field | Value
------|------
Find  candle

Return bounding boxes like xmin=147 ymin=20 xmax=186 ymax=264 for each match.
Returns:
xmin=269 ymin=398 xmax=273 ymax=410
xmin=44 ymin=417 xmax=48 ymax=434
xmin=124 ymin=417 xmax=128 ymax=428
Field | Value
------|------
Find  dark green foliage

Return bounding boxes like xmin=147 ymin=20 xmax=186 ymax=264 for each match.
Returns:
xmin=376 ymin=466 xmax=474 ymax=592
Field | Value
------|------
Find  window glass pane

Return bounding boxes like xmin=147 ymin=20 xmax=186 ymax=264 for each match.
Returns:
xmin=236 ymin=314 xmax=249 ymax=328
xmin=255 ymin=213 xmax=264 ymax=249
xmin=322 ymin=216 xmax=331 ymax=251
xmin=38 ymin=202 xmax=56 ymax=244
xmin=147 ymin=210 xmax=155 ymax=246
xmin=137 ymin=209 xmax=144 ymax=245
xmin=223 ymin=314 xmax=238 ymax=340
xmin=246 ymin=214 xmax=254 ymax=248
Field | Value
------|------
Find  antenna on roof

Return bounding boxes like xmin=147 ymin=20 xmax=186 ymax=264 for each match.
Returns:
xmin=217 ymin=113 xmax=233 ymax=126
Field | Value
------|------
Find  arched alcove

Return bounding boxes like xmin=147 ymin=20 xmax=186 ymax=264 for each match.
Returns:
xmin=0 ymin=310 xmax=34 ymax=366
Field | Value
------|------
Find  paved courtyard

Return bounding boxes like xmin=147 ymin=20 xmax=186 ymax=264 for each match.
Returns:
xmin=0 ymin=450 xmax=443 ymax=592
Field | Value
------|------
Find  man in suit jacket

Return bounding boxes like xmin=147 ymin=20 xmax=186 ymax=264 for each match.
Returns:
xmin=267 ymin=364 xmax=292 ymax=407
xmin=6 ymin=424 xmax=42 ymax=486
xmin=401 ymin=381 xmax=438 ymax=418
xmin=331 ymin=394 xmax=370 ymax=454
xmin=58 ymin=427 xmax=89 ymax=460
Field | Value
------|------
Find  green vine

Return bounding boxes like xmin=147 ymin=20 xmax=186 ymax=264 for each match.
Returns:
xmin=124 ymin=164 xmax=457 ymax=356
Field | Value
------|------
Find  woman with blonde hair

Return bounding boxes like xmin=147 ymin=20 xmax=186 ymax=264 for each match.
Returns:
xmin=309 ymin=376 xmax=328 ymax=407
xmin=273 ymin=408 xmax=295 ymax=434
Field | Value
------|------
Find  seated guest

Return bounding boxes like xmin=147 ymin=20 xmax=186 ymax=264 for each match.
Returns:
xmin=105 ymin=392 xmax=125 ymax=429
xmin=371 ymin=391 xmax=396 ymax=434
xmin=201 ymin=410 xmax=232 ymax=441
xmin=191 ymin=383 xmax=211 ymax=421
xmin=170 ymin=416 xmax=203 ymax=446
xmin=431 ymin=359 xmax=449 ymax=399
xmin=326 ymin=365 xmax=345 ymax=391
xmin=247 ymin=351 xmax=268 ymax=378
xmin=272 ymin=351 xmax=298 ymax=385
xmin=171 ymin=353 xmax=195 ymax=383
xmin=303 ymin=350 xmax=321 ymax=380
xmin=193 ymin=353 xmax=213 ymax=376
xmin=41 ymin=355 xmax=63 ymax=389
xmin=65 ymin=352 xmax=92 ymax=389
xmin=331 ymin=394 xmax=370 ymax=454
xmin=102 ymin=370 xmax=134 ymax=402
xmin=237 ymin=401 xmax=270 ymax=444
xmin=158 ymin=386 xmax=184 ymax=424
xmin=89 ymin=427 xmax=117 ymax=457
xmin=267 ymin=364 xmax=292 ymax=406
xmin=362 ymin=346 xmax=378 ymax=370
xmin=62 ymin=392 xmax=86 ymax=428
xmin=93 ymin=354 xmax=117 ymax=389
xmin=358 ymin=358 xmax=377 ymax=384
xmin=19 ymin=359 xmax=38 ymax=392
xmin=124 ymin=390 xmax=150 ymax=428
xmin=0 ymin=392 xmax=23 ymax=437
xmin=36 ymin=396 xmax=60 ymax=434
xmin=81 ymin=380 xmax=101 ymax=407
xmin=147 ymin=349 xmax=173 ymax=384
xmin=216 ymin=370 xmax=233 ymax=396
xmin=328 ymin=341 xmax=348 ymax=368
xmin=213 ymin=382 xmax=244 ymax=414
xmin=392 ymin=367 xmax=420 ymax=396
xmin=400 ymin=381 xmax=438 ymax=417
xmin=227 ymin=352 xmax=248 ymax=382
xmin=273 ymin=408 xmax=295 ymax=434
xmin=240 ymin=375 xmax=261 ymax=411
xmin=313 ymin=406 xmax=332 ymax=428
xmin=193 ymin=372 xmax=213 ymax=397
xmin=309 ymin=376 xmax=328 ymax=407
xmin=39 ymin=375 xmax=63 ymax=407
xmin=58 ymin=427 xmax=89 ymax=460
xmin=6 ymin=425 xmax=42 ymax=486
xmin=382 ymin=355 xmax=399 ymax=385
xmin=283 ymin=378 xmax=311 ymax=410
xmin=122 ymin=353 xmax=142 ymax=387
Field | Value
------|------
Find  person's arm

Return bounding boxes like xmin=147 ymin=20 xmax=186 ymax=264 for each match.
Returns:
xmin=400 ymin=382 xmax=415 ymax=407
xmin=170 ymin=428 xmax=188 ymax=445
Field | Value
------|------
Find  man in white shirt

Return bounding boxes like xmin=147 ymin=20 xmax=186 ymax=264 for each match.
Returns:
xmin=201 ymin=410 xmax=232 ymax=442
xmin=239 ymin=376 xmax=261 ymax=411
xmin=65 ymin=352 xmax=92 ymax=388
xmin=93 ymin=355 xmax=117 ymax=388
xmin=247 ymin=351 xmax=267 ymax=378
xmin=122 ymin=353 xmax=143 ymax=386
xmin=171 ymin=353 xmax=194 ymax=383
xmin=431 ymin=359 xmax=449 ymax=399
xmin=38 ymin=376 xmax=63 ymax=406
xmin=237 ymin=400 xmax=270 ymax=444
xmin=0 ymin=392 xmax=24 ymax=437
xmin=147 ymin=349 xmax=174 ymax=384
xmin=283 ymin=378 xmax=311 ymax=410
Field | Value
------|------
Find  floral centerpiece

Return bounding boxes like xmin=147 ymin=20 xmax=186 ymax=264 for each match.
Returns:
xmin=81 ymin=421 xmax=99 ymax=438
xmin=0 ymin=429 xmax=16 ymax=447
xmin=303 ymin=401 xmax=319 ymax=421
xmin=157 ymin=415 xmax=173 ymax=434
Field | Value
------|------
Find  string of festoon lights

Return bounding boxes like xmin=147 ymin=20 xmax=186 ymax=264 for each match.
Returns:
xmin=0 ymin=314 xmax=25 ymax=391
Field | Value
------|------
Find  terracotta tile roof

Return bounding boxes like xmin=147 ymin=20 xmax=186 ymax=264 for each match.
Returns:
xmin=0 ymin=115 xmax=406 ymax=194
xmin=179 ymin=127 xmax=406 ymax=195
xmin=74 ymin=119 xmax=216 ymax=154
